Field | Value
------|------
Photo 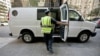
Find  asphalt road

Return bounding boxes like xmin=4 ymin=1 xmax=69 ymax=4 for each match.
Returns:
xmin=0 ymin=26 xmax=100 ymax=56
xmin=0 ymin=26 xmax=10 ymax=37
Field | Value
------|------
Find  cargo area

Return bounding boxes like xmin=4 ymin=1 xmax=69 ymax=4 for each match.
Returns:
xmin=51 ymin=9 xmax=62 ymax=36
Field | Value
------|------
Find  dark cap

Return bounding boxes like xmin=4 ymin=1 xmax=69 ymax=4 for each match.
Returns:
xmin=45 ymin=10 xmax=50 ymax=15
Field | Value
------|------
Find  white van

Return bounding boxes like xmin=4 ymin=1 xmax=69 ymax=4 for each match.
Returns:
xmin=9 ymin=4 xmax=96 ymax=43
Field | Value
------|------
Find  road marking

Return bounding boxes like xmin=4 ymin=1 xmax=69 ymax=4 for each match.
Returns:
xmin=0 ymin=38 xmax=15 ymax=48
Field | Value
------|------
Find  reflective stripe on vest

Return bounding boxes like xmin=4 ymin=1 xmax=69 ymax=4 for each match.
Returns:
xmin=41 ymin=16 xmax=52 ymax=33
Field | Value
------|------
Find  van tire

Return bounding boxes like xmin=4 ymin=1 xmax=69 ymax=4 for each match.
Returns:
xmin=77 ymin=32 xmax=90 ymax=43
xmin=22 ymin=32 xmax=34 ymax=43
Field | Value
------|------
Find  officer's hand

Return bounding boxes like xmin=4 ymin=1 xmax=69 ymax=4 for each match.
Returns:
xmin=64 ymin=22 xmax=68 ymax=26
xmin=62 ymin=22 xmax=68 ymax=26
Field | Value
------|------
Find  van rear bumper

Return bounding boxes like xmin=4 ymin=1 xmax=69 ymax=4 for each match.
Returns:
xmin=91 ymin=32 xmax=96 ymax=37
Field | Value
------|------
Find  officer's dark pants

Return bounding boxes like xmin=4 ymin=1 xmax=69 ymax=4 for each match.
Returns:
xmin=44 ymin=32 xmax=53 ymax=51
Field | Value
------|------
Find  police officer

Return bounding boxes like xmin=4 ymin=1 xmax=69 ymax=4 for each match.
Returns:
xmin=41 ymin=10 xmax=68 ymax=53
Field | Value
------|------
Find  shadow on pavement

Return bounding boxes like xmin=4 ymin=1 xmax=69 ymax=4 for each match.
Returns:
xmin=33 ymin=37 xmax=79 ymax=43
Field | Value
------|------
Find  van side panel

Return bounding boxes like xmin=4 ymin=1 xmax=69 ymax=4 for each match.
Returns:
xmin=68 ymin=21 xmax=96 ymax=37
xmin=9 ymin=8 xmax=43 ymax=37
xmin=68 ymin=21 xmax=82 ymax=37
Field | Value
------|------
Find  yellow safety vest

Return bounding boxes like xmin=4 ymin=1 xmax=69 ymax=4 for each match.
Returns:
xmin=41 ymin=16 xmax=53 ymax=34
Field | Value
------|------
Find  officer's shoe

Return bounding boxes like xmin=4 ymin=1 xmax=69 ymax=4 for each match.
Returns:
xmin=49 ymin=49 xmax=54 ymax=54
xmin=47 ymin=48 xmax=49 ymax=51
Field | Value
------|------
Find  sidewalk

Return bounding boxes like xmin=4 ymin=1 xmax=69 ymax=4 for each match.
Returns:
xmin=0 ymin=38 xmax=15 ymax=48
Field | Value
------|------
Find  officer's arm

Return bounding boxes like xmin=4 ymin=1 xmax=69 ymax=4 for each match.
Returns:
xmin=51 ymin=18 xmax=68 ymax=25
xmin=56 ymin=21 xmax=68 ymax=25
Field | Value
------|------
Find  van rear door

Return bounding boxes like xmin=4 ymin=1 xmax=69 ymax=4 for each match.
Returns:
xmin=60 ymin=3 xmax=69 ymax=42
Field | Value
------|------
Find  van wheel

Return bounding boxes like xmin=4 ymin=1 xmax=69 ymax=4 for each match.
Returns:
xmin=78 ymin=32 xmax=90 ymax=43
xmin=22 ymin=32 xmax=34 ymax=43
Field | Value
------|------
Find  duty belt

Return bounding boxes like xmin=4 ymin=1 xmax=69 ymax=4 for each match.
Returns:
xmin=42 ymin=25 xmax=52 ymax=27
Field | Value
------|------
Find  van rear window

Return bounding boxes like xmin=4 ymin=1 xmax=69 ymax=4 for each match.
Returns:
xmin=37 ymin=9 xmax=46 ymax=20
xmin=12 ymin=10 xmax=18 ymax=16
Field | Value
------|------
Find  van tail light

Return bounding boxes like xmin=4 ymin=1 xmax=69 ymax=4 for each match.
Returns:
xmin=8 ymin=9 xmax=10 ymax=20
xmin=8 ymin=12 xmax=9 ymax=20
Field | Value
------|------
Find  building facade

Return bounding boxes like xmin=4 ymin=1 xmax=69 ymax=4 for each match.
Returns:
xmin=38 ymin=0 xmax=99 ymax=18
xmin=37 ymin=0 xmax=99 ymax=18
xmin=10 ymin=0 xmax=99 ymax=19
xmin=11 ymin=0 xmax=61 ymax=7
xmin=44 ymin=0 xmax=61 ymax=7
xmin=11 ymin=0 xmax=22 ymax=7
xmin=63 ymin=0 xmax=99 ymax=18
xmin=11 ymin=0 xmax=30 ymax=7
xmin=21 ymin=0 xmax=30 ymax=7
xmin=0 ymin=0 xmax=11 ymax=22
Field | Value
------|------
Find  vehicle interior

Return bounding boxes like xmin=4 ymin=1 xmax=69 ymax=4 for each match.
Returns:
xmin=50 ymin=8 xmax=63 ymax=36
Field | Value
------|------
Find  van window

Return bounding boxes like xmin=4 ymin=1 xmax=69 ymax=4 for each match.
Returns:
xmin=12 ymin=10 xmax=18 ymax=16
xmin=61 ymin=6 xmax=67 ymax=20
xmin=69 ymin=10 xmax=80 ymax=21
xmin=51 ymin=10 xmax=60 ymax=21
xmin=37 ymin=9 xmax=46 ymax=20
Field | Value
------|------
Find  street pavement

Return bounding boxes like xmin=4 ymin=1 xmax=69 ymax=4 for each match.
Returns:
xmin=0 ymin=38 xmax=15 ymax=48
xmin=0 ymin=26 xmax=100 ymax=56
xmin=0 ymin=26 xmax=10 ymax=37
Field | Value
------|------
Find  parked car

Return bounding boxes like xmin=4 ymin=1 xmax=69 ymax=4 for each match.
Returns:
xmin=91 ymin=18 xmax=100 ymax=28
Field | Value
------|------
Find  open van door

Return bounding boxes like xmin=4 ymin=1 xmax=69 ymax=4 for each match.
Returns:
xmin=60 ymin=3 xmax=69 ymax=42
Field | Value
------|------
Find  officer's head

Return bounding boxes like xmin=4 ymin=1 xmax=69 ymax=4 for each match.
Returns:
xmin=45 ymin=10 xmax=51 ymax=16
